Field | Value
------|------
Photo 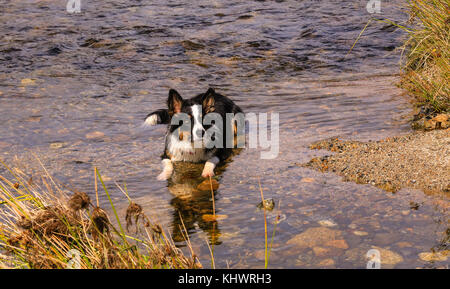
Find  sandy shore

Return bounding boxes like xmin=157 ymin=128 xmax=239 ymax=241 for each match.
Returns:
xmin=303 ymin=129 xmax=450 ymax=194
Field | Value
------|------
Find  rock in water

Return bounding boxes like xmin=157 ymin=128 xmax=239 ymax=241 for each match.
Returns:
xmin=373 ymin=246 xmax=404 ymax=265
xmin=85 ymin=131 xmax=105 ymax=139
xmin=418 ymin=251 xmax=448 ymax=262
xmin=318 ymin=219 xmax=337 ymax=227
xmin=197 ymin=179 xmax=219 ymax=191
xmin=344 ymin=246 xmax=403 ymax=267
xmin=317 ymin=258 xmax=335 ymax=267
xmin=287 ymin=227 xmax=342 ymax=249
xmin=325 ymin=239 xmax=348 ymax=249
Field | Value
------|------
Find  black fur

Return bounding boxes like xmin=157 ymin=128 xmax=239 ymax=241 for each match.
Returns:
xmin=145 ymin=108 xmax=170 ymax=125
xmin=145 ymin=88 xmax=243 ymax=163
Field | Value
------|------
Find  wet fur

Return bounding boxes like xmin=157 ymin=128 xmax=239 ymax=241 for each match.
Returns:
xmin=145 ymin=88 xmax=242 ymax=180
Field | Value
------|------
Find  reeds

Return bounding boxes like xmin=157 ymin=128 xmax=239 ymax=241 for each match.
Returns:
xmin=0 ymin=162 xmax=201 ymax=269
xmin=0 ymin=159 xmax=281 ymax=269
xmin=347 ymin=0 xmax=448 ymax=112
xmin=257 ymin=177 xmax=279 ymax=269
xmin=400 ymin=0 xmax=449 ymax=112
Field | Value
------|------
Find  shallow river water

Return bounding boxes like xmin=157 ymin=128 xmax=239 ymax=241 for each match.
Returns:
xmin=0 ymin=1 xmax=448 ymax=268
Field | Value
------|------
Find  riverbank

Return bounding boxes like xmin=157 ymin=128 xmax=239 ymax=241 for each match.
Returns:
xmin=399 ymin=0 xmax=449 ymax=113
xmin=303 ymin=1 xmax=449 ymax=194
xmin=303 ymin=128 xmax=449 ymax=194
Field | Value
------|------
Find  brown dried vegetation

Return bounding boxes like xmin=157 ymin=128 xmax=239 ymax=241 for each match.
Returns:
xmin=0 ymin=163 xmax=201 ymax=269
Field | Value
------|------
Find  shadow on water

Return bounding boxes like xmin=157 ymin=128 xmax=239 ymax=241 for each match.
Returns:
xmin=166 ymin=156 xmax=238 ymax=246
xmin=167 ymin=163 xmax=222 ymax=246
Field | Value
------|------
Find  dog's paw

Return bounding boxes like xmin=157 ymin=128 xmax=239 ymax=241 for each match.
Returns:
xmin=157 ymin=159 xmax=173 ymax=181
xmin=201 ymin=170 xmax=215 ymax=178
xmin=157 ymin=170 xmax=171 ymax=181
xmin=201 ymin=162 xmax=216 ymax=178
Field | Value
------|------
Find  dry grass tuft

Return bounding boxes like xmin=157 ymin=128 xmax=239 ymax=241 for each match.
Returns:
xmin=0 ymin=162 xmax=201 ymax=269
xmin=400 ymin=0 xmax=449 ymax=112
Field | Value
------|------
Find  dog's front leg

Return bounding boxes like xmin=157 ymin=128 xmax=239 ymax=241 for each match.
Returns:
xmin=157 ymin=159 xmax=173 ymax=180
xmin=201 ymin=157 xmax=220 ymax=178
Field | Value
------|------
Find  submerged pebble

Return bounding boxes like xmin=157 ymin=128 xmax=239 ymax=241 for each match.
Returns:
xmin=50 ymin=142 xmax=66 ymax=149
xmin=317 ymin=258 xmax=335 ymax=267
xmin=197 ymin=179 xmax=219 ymax=191
xmin=287 ymin=227 xmax=342 ymax=249
xmin=317 ymin=219 xmax=337 ymax=227
xmin=353 ymin=230 xmax=368 ymax=236
xmin=418 ymin=251 xmax=448 ymax=262
xmin=85 ymin=131 xmax=105 ymax=139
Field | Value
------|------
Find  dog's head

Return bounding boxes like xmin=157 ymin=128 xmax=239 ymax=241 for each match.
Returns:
xmin=167 ymin=88 xmax=216 ymax=144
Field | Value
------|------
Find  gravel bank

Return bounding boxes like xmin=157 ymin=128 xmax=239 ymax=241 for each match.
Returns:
xmin=303 ymin=129 xmax=450 ymax=193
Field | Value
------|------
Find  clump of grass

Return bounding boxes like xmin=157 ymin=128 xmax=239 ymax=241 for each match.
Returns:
xmin=0 ymin=162 xmax=201 ymax=269
xmin=400 ymin=0 xmax=449 ymax=112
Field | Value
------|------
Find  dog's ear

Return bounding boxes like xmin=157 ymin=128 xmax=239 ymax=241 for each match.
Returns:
xmin=167 ymin=89 xmax=183 ymax=115
xmin=202 ymin=88 xmax=215 ymax=113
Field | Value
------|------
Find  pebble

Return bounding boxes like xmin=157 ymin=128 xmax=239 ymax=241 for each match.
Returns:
xmin=301 ymin=177 xmax=315 ymax=183
xmin=401 ymin=210 xmax=410 ymax=216
xmin=50 ymin=142 xmax=66 ymax=149
xmin=197 ymin=179 xmax=219 ymax=191
xmin=418 ymin=251 xmax=448 ymax=262
xmin=254 ymin=250 xmax=267 ymax=261
xmin=344 ymin=246 xmax=404 ymax=267
xmin=85 ymin=131 xmax=105 ymax=139
xmin=101 ymin=175 xmax=112 ymax=181
xmin=317 ymin=258 xmax=335 ymax=267
xmin=396 ymin=242 xmax=412 ymax=248
xmin=325 ymin=239 xmax=349 ymax=249
xmin=318 ymin=219 xmax=337 ymax=227
xmin=312 ymin=246 xmax=330 ymax=257
xmin=21 ymin=78 xmax=36 ymax=85
xmin=287 ymin=227 xmax=342 ymax=249
xmin=373 ymin=233 xmax=400 ymax=246
xmin=373 ymin=246 xmax=404 ymax=266
xmin=221 ymin=197 xmax=232 ymax=204
xmin=353 ymin=230 xmax=368 ymax=236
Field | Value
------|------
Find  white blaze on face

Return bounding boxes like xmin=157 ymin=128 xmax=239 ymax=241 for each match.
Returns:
xmin=191 ymin=104 xmax=204 ymax=143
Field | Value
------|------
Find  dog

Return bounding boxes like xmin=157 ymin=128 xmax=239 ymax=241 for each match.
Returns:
xmin=144 ymin=88 xmax=243 ymax=180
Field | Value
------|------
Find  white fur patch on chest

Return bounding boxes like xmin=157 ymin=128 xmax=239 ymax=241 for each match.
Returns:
xmin=167 ymin=133 xmax=213 ymax=162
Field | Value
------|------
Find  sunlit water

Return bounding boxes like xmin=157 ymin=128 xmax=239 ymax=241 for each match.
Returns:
xmin=0 ymin=1 xmax=448 ymax=268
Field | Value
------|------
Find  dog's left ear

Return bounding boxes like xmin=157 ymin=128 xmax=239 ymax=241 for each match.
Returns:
xmin=202 ymin=88 xmax=215 ymax=113
xmin=168 ymin=89 xmax=183 ymax=115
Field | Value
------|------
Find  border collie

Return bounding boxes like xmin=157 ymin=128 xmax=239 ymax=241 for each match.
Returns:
xmin=144 ymin=88 xmax=243 ymax=180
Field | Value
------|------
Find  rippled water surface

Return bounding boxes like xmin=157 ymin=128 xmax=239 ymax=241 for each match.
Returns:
xmin=1 ymin=1 xmax=448 ymax=268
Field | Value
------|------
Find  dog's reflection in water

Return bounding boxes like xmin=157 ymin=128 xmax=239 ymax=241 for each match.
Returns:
xmin=167 ymin=162 xmax=226 ymax=246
